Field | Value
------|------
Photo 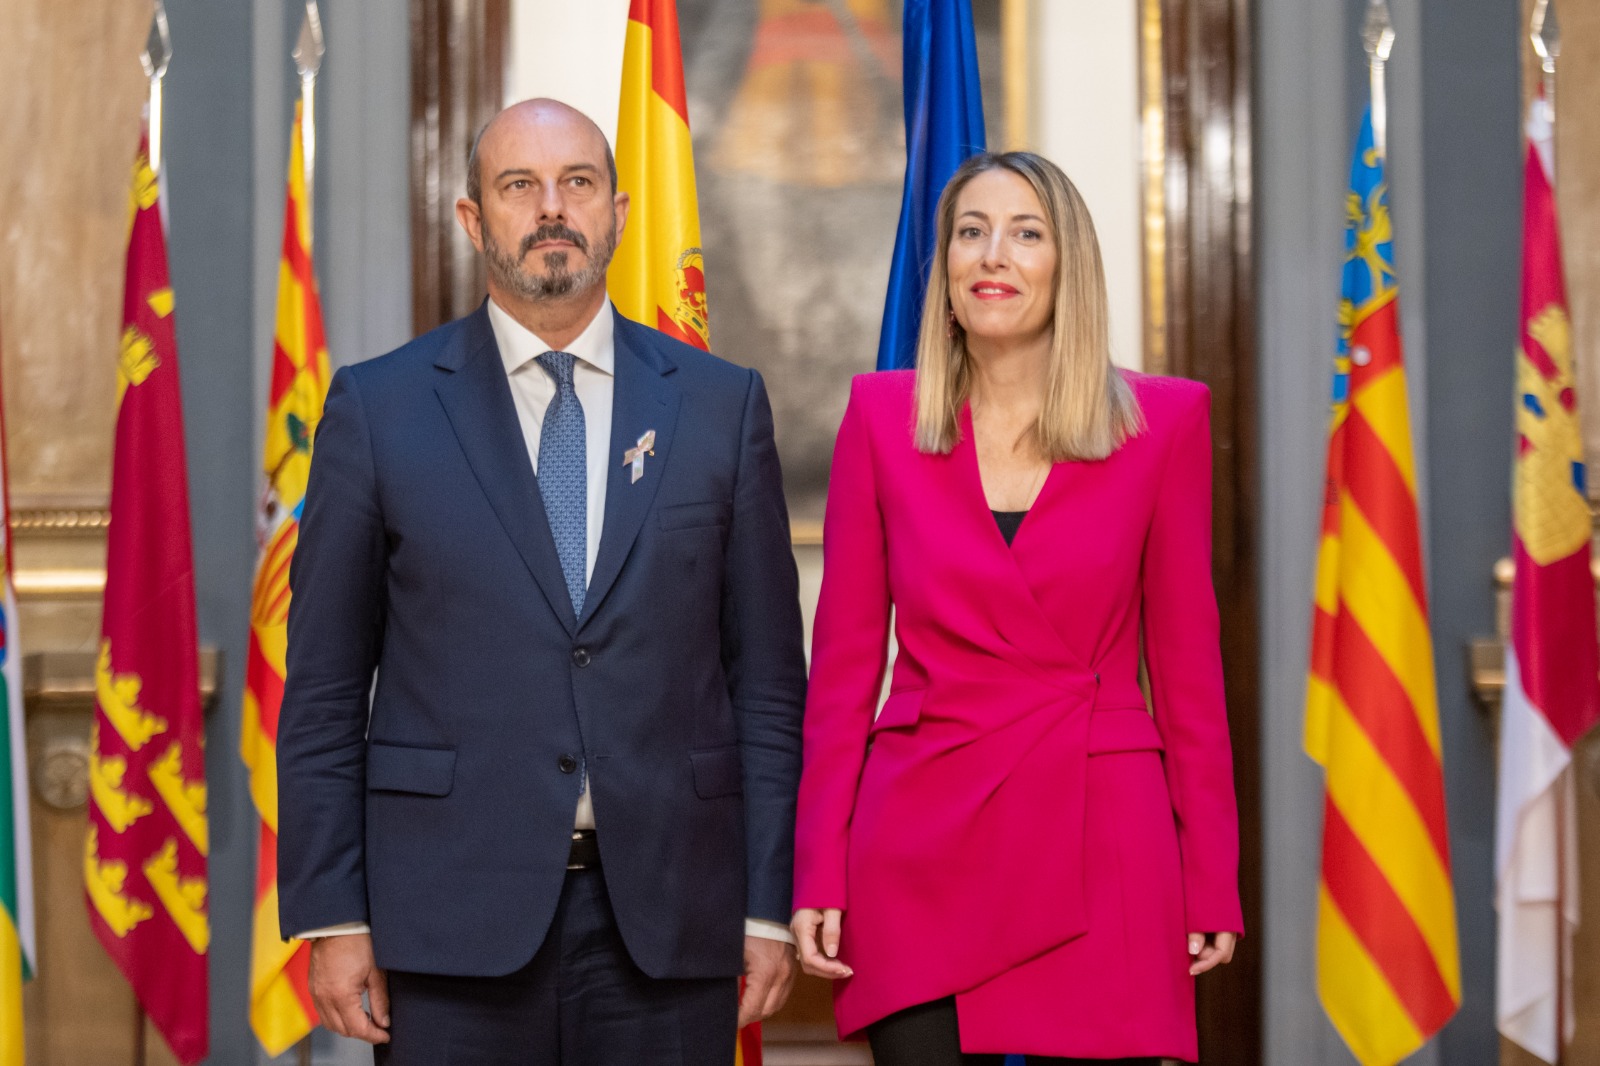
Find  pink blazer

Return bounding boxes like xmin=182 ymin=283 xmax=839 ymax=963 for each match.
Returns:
xmin=794 ymin=370 xmax=1242 ymax=1044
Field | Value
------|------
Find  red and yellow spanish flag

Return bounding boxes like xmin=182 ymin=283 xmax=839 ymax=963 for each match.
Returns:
xmin=85 ymin=131 xmax=209 ymax=1066
xmin=1494 ymin=92 xmax=1600 ymax=1065
xmin=613 ymin=13 xmax=761 ymax=1063
xmin=1305 ymin=108 xmax=1459 ymax=1066
xmin=608 ymin=0 xmax=710 ymax=352
xmin=241 ymin=100 xmax=330 ymax=1056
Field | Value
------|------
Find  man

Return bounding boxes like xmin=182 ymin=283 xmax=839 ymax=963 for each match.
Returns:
xmin=276 ymin=99 xmax=805 ymax=1065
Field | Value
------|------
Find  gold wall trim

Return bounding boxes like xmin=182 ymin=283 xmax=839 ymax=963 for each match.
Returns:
xmin=13 ymin=569 xmax=107 ymax=600
xmin=23 ymin=648 xmax=222 ymax=714
xmin=9 ymin=508 xmax=111 ymax=536
xmin=1139 ymin=0 xmax=1168 ymax=375
xmin=1001 ymin=0 xmax=1032 ymax=150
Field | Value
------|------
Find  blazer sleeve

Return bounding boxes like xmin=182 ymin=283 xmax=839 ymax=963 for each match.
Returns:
xmin=1141 ymin=385 xmax=1245 ymax=935
xmin=721 ymin=369 xmax=809 ymax=926
xmin=276 ymin=366 xmax=388 ymax=936
xmin=793 ymin=378 xmax=892 ymax=911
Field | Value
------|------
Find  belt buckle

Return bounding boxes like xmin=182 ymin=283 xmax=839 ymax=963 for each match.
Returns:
xmin=567 ymin=829 xmax=596 ymax=870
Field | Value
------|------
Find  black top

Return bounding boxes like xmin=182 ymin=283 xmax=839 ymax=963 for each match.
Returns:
xmin=992 ymin=509 xmax=1028 ymax=546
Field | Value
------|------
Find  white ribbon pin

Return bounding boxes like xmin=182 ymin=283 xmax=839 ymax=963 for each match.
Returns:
xmin=624 ymin=429 xmax=656 ymax=484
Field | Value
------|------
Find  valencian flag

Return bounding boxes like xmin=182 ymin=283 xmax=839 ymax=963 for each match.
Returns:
xmin=608 ymin=0 xmax=710 ymax=352
xmin=85 ymin=132 xmax=209 ymax=1065
xmin=875 ymin=0 xmax=985 ymax=370
xmin=0 ymin=326 xmax=36 ymax=1066
xmin=1495 ymin=92 xmax=1600 ymax=1065
xmin=242 ymin=100 xmax=330 ymax=1056
xmin=1304 ymin=108 xmax=1460 ymax=1066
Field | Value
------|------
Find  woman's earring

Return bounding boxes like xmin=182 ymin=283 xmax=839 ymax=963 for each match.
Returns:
xmin=946 ymin=308 xmax=958 ymax=339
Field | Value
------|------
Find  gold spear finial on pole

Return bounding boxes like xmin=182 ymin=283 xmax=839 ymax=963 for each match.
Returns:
xmin=140 ymin=1 xmax=173 ymax=176
xmin=1362 ymin=0 xmax=1396 ymax=160
xmin=293 ymin=1 xmax=325 ymax=246
xmin=1531 ymin=0 xmax=1560 ymax=127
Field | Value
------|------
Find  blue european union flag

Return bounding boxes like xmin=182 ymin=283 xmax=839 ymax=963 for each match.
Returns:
xmin=875 ymin=0 xmax=987 ymax=370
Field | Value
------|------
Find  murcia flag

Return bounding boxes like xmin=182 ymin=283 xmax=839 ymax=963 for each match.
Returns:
xmin=85 ymin=132 xmax=210 ymax=1065
xmin=242 ymin=100 xmax=330 ymax=1056
xmin=1304 ymin=108 xmax=1460 ymax=1066
xmin=1494 ymin=92 xmax=1600 ymax=1065
xmin=608 ymin=0 xmax=710 ymax=351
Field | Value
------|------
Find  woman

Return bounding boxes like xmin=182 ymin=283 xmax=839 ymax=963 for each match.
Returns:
xmin=790 ymin=152 xmax=1242 ymax=1065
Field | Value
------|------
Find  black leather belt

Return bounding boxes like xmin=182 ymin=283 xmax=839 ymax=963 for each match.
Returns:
xmin=566 ymin=830 xmax=600 ymax=870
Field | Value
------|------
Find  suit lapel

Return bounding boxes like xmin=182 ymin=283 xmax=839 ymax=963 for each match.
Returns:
xmin=433 ymin=304 xmax=579 ymax=634
xmin=951 ymin=404 xmax=1087 ymax=676
xmin=581 ymin=314 xmax=681 ymax=628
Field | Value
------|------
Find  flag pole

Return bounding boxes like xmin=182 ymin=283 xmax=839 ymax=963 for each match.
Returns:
xmin=1529 ymin=10 xmax=1564 ymax=1059
xmin=139 ymin=1 xmax=172 ymax=177
xmin=130 ymin=10 xmax=170 ymax=1054
xmin=131 ymin=1000 xmax=146 ymax=1066
xmin=1531 ymin=0 xmax=1559 ymax=137
xmin=1529 ymin=13 xmax=1566 ymax=1059
xmin=1361 ymin=0 xmax=1395 ymax=160
xmin=293 ymin=1 xmax=325 ymax=249
xmin=287 ymin=11 xmax=324 ymax=1062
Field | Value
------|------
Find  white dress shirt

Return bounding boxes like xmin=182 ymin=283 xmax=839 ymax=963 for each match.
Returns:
xmin=491 ymin=296 xmax=613 ymax=834
xmin=300 ymin=298 xmax=790 ymax=944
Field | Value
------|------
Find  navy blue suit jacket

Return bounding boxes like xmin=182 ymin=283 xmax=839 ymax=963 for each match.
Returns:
xmin=276 ymin=304 xmax=806 ymax=980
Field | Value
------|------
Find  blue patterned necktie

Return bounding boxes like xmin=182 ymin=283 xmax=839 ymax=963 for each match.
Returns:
xmin=535 ymin=351 xmax=587 ymax=615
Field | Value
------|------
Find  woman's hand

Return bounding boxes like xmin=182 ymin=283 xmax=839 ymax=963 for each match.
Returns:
xmin=791 ymin=908 xmax=853 ymax=980
xmin=1187 ymin=931 xmax=1237 ymax=976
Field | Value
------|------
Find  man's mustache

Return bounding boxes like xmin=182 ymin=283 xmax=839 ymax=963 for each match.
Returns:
xmin=521 ymin=224 xmax=588 ymax=257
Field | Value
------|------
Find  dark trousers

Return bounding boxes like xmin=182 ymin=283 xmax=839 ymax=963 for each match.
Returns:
xmin=375 ymin=866 xmax=738 ymax=1066
xmin=866 ymin=997 xmax=1160 ymax=1066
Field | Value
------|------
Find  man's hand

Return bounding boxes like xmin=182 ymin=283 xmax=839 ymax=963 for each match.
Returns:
xmin=308 ymin=933 xmax=391 ymax=1045
xmin=791 ymin=908 xmax=851 ymax=980
xmin=1188 ymin=931 xmax=1238 ymax=976
xmin=738 ymin=934 xmax=796 ymax=1028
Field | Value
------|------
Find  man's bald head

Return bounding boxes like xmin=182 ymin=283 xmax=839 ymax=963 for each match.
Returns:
xmin=466 ymin=99 xmax=618 ymax=205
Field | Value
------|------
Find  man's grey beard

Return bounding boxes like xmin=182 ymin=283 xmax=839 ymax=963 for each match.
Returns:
xmin=483 ymin=219 xmax=617 ymax=301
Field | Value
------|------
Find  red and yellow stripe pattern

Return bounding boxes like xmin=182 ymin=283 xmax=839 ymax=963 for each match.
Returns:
xmin=241 ymin=101 xmax=330 ymax=1056
xmin=608 ymin=0 xmax=710 ymax=352
xmin=1305 ymin=110 xmax=1459 ymax=1066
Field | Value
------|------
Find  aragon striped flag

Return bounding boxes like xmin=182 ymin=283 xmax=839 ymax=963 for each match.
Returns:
xmin=242 ymin=100 xmax=330 ymax=1056
xmin=607 ymin=0 xmax=710 ymax=352
xmin=0 ymin=324 xmax=36 ymax=1066
xmin=1304 ymin=107 xmax=1460 ymax=1066
xmin=86 ymin=130 xmax=209 ymax=1066
xmin=1494 ymin=92 xmax=1600 ymax=1065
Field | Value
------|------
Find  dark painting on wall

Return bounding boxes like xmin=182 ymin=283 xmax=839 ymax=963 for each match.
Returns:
xmin=677 ymin=0 xmax=1006 ymax=528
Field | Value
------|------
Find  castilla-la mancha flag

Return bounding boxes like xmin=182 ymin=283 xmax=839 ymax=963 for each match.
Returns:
xmin=85 ymin=132 xmax=209 ymax=1066
xmin=242 ymin=100 xmax=329 ymax=1057
xmin=1305 ymin=107 xmax=1460 ymax=1066
xmin=1495 ymin=92 xmax=1600 ymax=1066
xmin=608 ymin=0 xmax=711 ymax=353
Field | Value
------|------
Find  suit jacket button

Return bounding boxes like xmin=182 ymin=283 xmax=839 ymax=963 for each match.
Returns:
xmin=558 ymin=755 xmax=579 ymax=774
xmin=571 ymin=647 xmax=592 ymax=667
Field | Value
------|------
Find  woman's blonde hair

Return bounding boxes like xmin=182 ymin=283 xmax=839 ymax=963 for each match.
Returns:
xmin=912 ymin=151 xmax=1143 ymax=461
